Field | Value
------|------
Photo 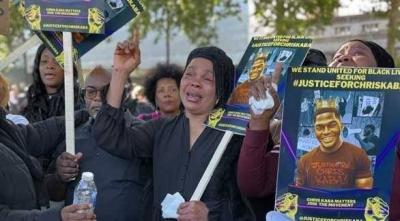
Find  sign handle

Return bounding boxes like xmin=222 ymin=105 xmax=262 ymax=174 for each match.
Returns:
xmin=190 ymin=130 xmax=234 ymax=201
xmin=63 ymin=32 xmax=75 ymax=155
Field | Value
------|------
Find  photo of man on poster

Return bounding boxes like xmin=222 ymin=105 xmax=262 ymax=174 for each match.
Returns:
xmin=228 ymin=51 xmax=268 ymax=104
xmin=295 ymin=98 xmax=373 ymax=189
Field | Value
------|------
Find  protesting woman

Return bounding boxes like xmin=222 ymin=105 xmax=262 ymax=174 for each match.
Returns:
xmin=92 ymin=35 xmax=256 ymax=220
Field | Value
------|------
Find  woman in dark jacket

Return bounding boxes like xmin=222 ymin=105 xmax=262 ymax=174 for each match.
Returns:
xmin=0 ymin=105 xmax=94 ymax=221
xmin=22 ymin=44 xmax=84 ymax=123
xmin=93 ymin=38 xmax=255 ymax=220
xmin=20 ymin=45 xmax=85 ymax=206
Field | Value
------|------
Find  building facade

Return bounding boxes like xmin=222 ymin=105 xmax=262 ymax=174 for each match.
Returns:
xmin=309 ymin=14 xmax=399 ymax=62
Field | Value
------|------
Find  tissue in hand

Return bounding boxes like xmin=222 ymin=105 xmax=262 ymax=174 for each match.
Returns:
xmin=249 ymin=90 xmax=274 ymax=115
xmin=161 ymin=192 xmax=185 ymax=219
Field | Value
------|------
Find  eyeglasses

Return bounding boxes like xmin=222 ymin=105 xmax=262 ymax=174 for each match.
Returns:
xmin=83 ymin=87 xmax=107 ymax=99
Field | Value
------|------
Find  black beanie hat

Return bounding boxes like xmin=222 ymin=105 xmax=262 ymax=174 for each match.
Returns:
xmin=349 ymin=39 xmax=395 ymax=68
xmin=185 ymin=46 xmax=234 ymax=108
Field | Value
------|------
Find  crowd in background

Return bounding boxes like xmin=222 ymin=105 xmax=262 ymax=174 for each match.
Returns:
xmin=6 ymin=74 xmax=154 ymax=117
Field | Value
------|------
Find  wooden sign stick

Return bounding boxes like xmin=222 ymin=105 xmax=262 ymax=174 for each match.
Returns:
xmin=190 ymin=130 xmax=234 ymax=201
xmin=63 ymin=32 xmax=75 ymax=155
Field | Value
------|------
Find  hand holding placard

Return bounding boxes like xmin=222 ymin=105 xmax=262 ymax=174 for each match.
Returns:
xmin=248 ymin=65 xmax=282 ymax=130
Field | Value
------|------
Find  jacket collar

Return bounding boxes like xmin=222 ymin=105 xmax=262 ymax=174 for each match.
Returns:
xmin=0 ymin=107 xmax=6 ymax=119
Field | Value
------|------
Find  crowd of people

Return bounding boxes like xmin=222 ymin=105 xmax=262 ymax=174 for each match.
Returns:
xmin=0 ymin=35 xmax=399 ymax=221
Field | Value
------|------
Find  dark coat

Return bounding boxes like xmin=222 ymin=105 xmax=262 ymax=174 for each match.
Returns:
xmin=56 ymin=114 xmax=151 ymax=221
xmin=123 ymin=97 xmax=154 ymax=116
xmin=0 ymin=110 xmax=65 ymax=220
xmin=0 ymin=142 xmax=62 ymax=221
xmin=93 ymin=104 xmax=254 ymax=221
xmin=22 ymin=87 xmax=84 ymax=123
xmin=0 ymin=108 xmax=88 ymax=221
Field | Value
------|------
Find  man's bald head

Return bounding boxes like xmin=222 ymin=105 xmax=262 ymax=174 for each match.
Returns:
xmin=85 ymin=66 xmax=111 ymax=88
xmin=84 ymin=66 xmax=111 ymax=117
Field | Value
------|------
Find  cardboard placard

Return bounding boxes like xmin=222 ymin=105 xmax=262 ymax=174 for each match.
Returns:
xmin=205 ymin=36 xmax=312 ymax=135
xmin=276 ymin=67 xmax=400 ymax=220
xmin=24 ymin=0 xmax=105 ymax=34
xmin=20 ymin=0 xmax=144 ymax=66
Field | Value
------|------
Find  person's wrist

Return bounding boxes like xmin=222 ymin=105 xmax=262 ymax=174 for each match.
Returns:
xmin=249 ymin=117 xmax=271 ymax=130
xmin=54 ymin=172 xmax=64 ymax=183
xmin=112 ymin=67 xmax=131 ymax=78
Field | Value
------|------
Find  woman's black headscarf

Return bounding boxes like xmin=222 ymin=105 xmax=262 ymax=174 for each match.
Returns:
xmin=348 ymin=39 xmax=395 ymax=68
xmin=185 ymin=46 xmax=235 ymax=108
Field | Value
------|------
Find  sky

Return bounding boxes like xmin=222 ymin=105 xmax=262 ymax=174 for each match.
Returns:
xmin=338 ymin=0 xmax=387 ymax=16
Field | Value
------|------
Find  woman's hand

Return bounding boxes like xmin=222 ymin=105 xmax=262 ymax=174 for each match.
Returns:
xmin=248 ymin=63 xmax=282 ymax=130
xmin=108 ymin=31 xmax=141 ymax=108
xmin=113 ymin=30 xmax=141 ymax=77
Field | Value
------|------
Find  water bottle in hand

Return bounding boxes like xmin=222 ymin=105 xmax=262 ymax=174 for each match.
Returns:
xmin=73 ymin=172 xmax=97 ymax=212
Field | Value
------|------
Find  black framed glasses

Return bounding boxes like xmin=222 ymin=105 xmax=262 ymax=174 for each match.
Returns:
xmin=82 ymin=86 xmax=108 ymax=100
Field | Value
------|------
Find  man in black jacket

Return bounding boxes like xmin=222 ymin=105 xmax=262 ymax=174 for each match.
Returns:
xmin=55 ymin=66 xmax=151 ymax=221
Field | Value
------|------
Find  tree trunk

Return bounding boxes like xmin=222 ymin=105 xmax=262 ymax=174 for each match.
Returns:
xmin=165 ymin=9 xmax=171 ymax=65
xmin=275 ymin=0 xmax=286 ymax=34
xmin=166 ymin=24 xmax=170 ymax=65
xmin=387 ymin=0 xmax=399 ymax=57
xmin=23 ymin=52 xmax=29 ymax=82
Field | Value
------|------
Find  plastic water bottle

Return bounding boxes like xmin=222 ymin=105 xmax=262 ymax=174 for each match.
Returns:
xmin=73 ymin=172 xmax=97 ymax=211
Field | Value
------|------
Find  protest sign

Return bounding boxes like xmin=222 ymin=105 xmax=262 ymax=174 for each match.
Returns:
xmin=20 ymin=0 xmax=143 ymax=154
xmin=25 ymin=0 xmax=105 ymax=34
xmin=276 ymin=66 xmax=400 ymax=220
xmin=235 ymin=36 xmax=312 ymax=92
xmin=20 ymin=0 xmax=144 ymax=66
xmin=197 ymin=36 xmax=312 ymax=201
xmin=205 ymin=36 xmax=312 ymax=135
